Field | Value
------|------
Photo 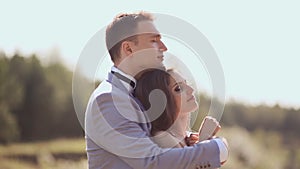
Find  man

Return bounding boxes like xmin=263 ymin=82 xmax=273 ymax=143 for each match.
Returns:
xmin=85 ymin=11 xmax=228 ymax=169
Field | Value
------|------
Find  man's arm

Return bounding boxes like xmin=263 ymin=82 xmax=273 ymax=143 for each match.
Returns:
xmin=86 ymin=92 xmax=223 ymax=168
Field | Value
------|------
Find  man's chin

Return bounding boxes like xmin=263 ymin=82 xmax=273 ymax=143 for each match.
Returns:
xmin=145 ymin=64 xmax=166 ymax=70
xmin=157 ymin=65 xmax=166 ymax=71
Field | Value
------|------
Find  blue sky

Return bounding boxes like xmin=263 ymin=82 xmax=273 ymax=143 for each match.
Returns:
xmin=1 ymin=0 xmax=299 ymax=108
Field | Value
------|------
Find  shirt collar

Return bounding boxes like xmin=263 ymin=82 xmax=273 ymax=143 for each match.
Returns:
xmin=111 ymin=66 xmax=136 ymax=92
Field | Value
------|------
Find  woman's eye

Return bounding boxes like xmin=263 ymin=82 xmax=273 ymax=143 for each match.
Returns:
xmin=174 ymin=85 xmax=182 ymax=92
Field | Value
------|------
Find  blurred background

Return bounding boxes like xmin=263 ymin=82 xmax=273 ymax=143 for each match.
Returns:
xmin=1 ymin=0 xmax=300 ymax=169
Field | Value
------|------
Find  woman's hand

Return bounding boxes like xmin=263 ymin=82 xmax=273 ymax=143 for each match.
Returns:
xmin=198 ymin=116 xmax=221 ymax=142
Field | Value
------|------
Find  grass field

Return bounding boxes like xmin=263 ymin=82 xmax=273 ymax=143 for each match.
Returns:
xmin=0 ymin=138 xmax=87 ymax=169
xmin=1 ymin=127 xmax=299 ymax=169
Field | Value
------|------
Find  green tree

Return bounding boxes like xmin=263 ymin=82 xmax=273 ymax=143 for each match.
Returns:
xmin=44 ymin=63 xmax=82 ymax=137
xmin=0 ymin=54 xmax=21 ymax=143
xmin=0 ymin=105 xmax=19 ymax=143
xmin=16 ymin=55 xmax=55 ymax=140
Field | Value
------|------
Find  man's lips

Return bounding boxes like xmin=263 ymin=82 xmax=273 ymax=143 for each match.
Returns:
xmin=157 ymin=55 xmax=164 ymax=61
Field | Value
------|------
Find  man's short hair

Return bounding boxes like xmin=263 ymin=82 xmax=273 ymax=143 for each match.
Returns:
xmin=106 ymin=11 xmax=154 ymax=63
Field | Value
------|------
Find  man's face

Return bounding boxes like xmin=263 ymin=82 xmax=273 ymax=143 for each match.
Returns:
xmin=130 ymin=21 xmax=168 ymax=71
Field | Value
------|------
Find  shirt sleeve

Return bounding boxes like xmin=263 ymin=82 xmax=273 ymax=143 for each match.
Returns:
xmin=86 ymin=86 xmax=222 ymax=169
xmin=213 ymin=138 xmax=229 ymax=163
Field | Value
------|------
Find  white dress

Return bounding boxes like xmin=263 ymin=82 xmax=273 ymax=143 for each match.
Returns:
xmin=152 ymin=131 xmax=187 ymax=148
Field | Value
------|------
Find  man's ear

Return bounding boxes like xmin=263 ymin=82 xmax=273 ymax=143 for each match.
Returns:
xmin=121 ymin=41 xmax=133 ymax=56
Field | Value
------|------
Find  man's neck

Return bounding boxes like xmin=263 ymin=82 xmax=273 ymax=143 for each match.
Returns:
xmin=114 ymin=64 xmax=141 ymax=77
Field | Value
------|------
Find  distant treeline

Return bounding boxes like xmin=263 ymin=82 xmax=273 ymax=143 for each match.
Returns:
xmin=223 ymin=102 xmax=300 ymax=138
xmin=194 ymin=93 xmax=300 ymax=144
xmin=1 ymin=52 xmax=299 ymax=144
xmin=0 ymin=53 xmax=83 ymax=143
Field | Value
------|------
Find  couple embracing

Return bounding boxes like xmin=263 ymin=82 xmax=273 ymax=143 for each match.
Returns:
xmin=85 ymin=11 xmax=229 ymax=169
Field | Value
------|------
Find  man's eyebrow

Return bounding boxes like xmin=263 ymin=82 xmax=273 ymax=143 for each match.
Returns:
xmin=149 ymin=34 xmax=161 ymax=38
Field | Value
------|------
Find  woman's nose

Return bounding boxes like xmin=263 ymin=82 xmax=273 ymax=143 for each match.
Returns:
xmin=186 ymin=84 xmax=194 ymax=94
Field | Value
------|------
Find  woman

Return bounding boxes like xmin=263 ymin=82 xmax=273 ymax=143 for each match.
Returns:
xmin=134 ymin=68 xmax=217 ymax=148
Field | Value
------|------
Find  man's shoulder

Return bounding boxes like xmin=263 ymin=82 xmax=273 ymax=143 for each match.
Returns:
xmin=90 ymin=80 xmax=134 ymax=106
xmin=94 ymin=80 xmax=128 ymax=96
xmin=89 ymin=80 xmax=119 ymax=101
xmin=94 ymin=80 xmax=113 ymax=94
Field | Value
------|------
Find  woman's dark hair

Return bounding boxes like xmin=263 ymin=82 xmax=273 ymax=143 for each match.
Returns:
xmin=134 ymin=69 xmax=178 ymax=136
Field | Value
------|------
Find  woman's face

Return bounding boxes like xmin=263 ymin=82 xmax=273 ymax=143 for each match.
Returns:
xmin=168 ymin=71 xmax=198 ymax=114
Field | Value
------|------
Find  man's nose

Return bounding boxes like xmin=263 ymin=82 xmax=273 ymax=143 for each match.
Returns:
xmin=159 ymin=41 xmax=168 ymax=52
